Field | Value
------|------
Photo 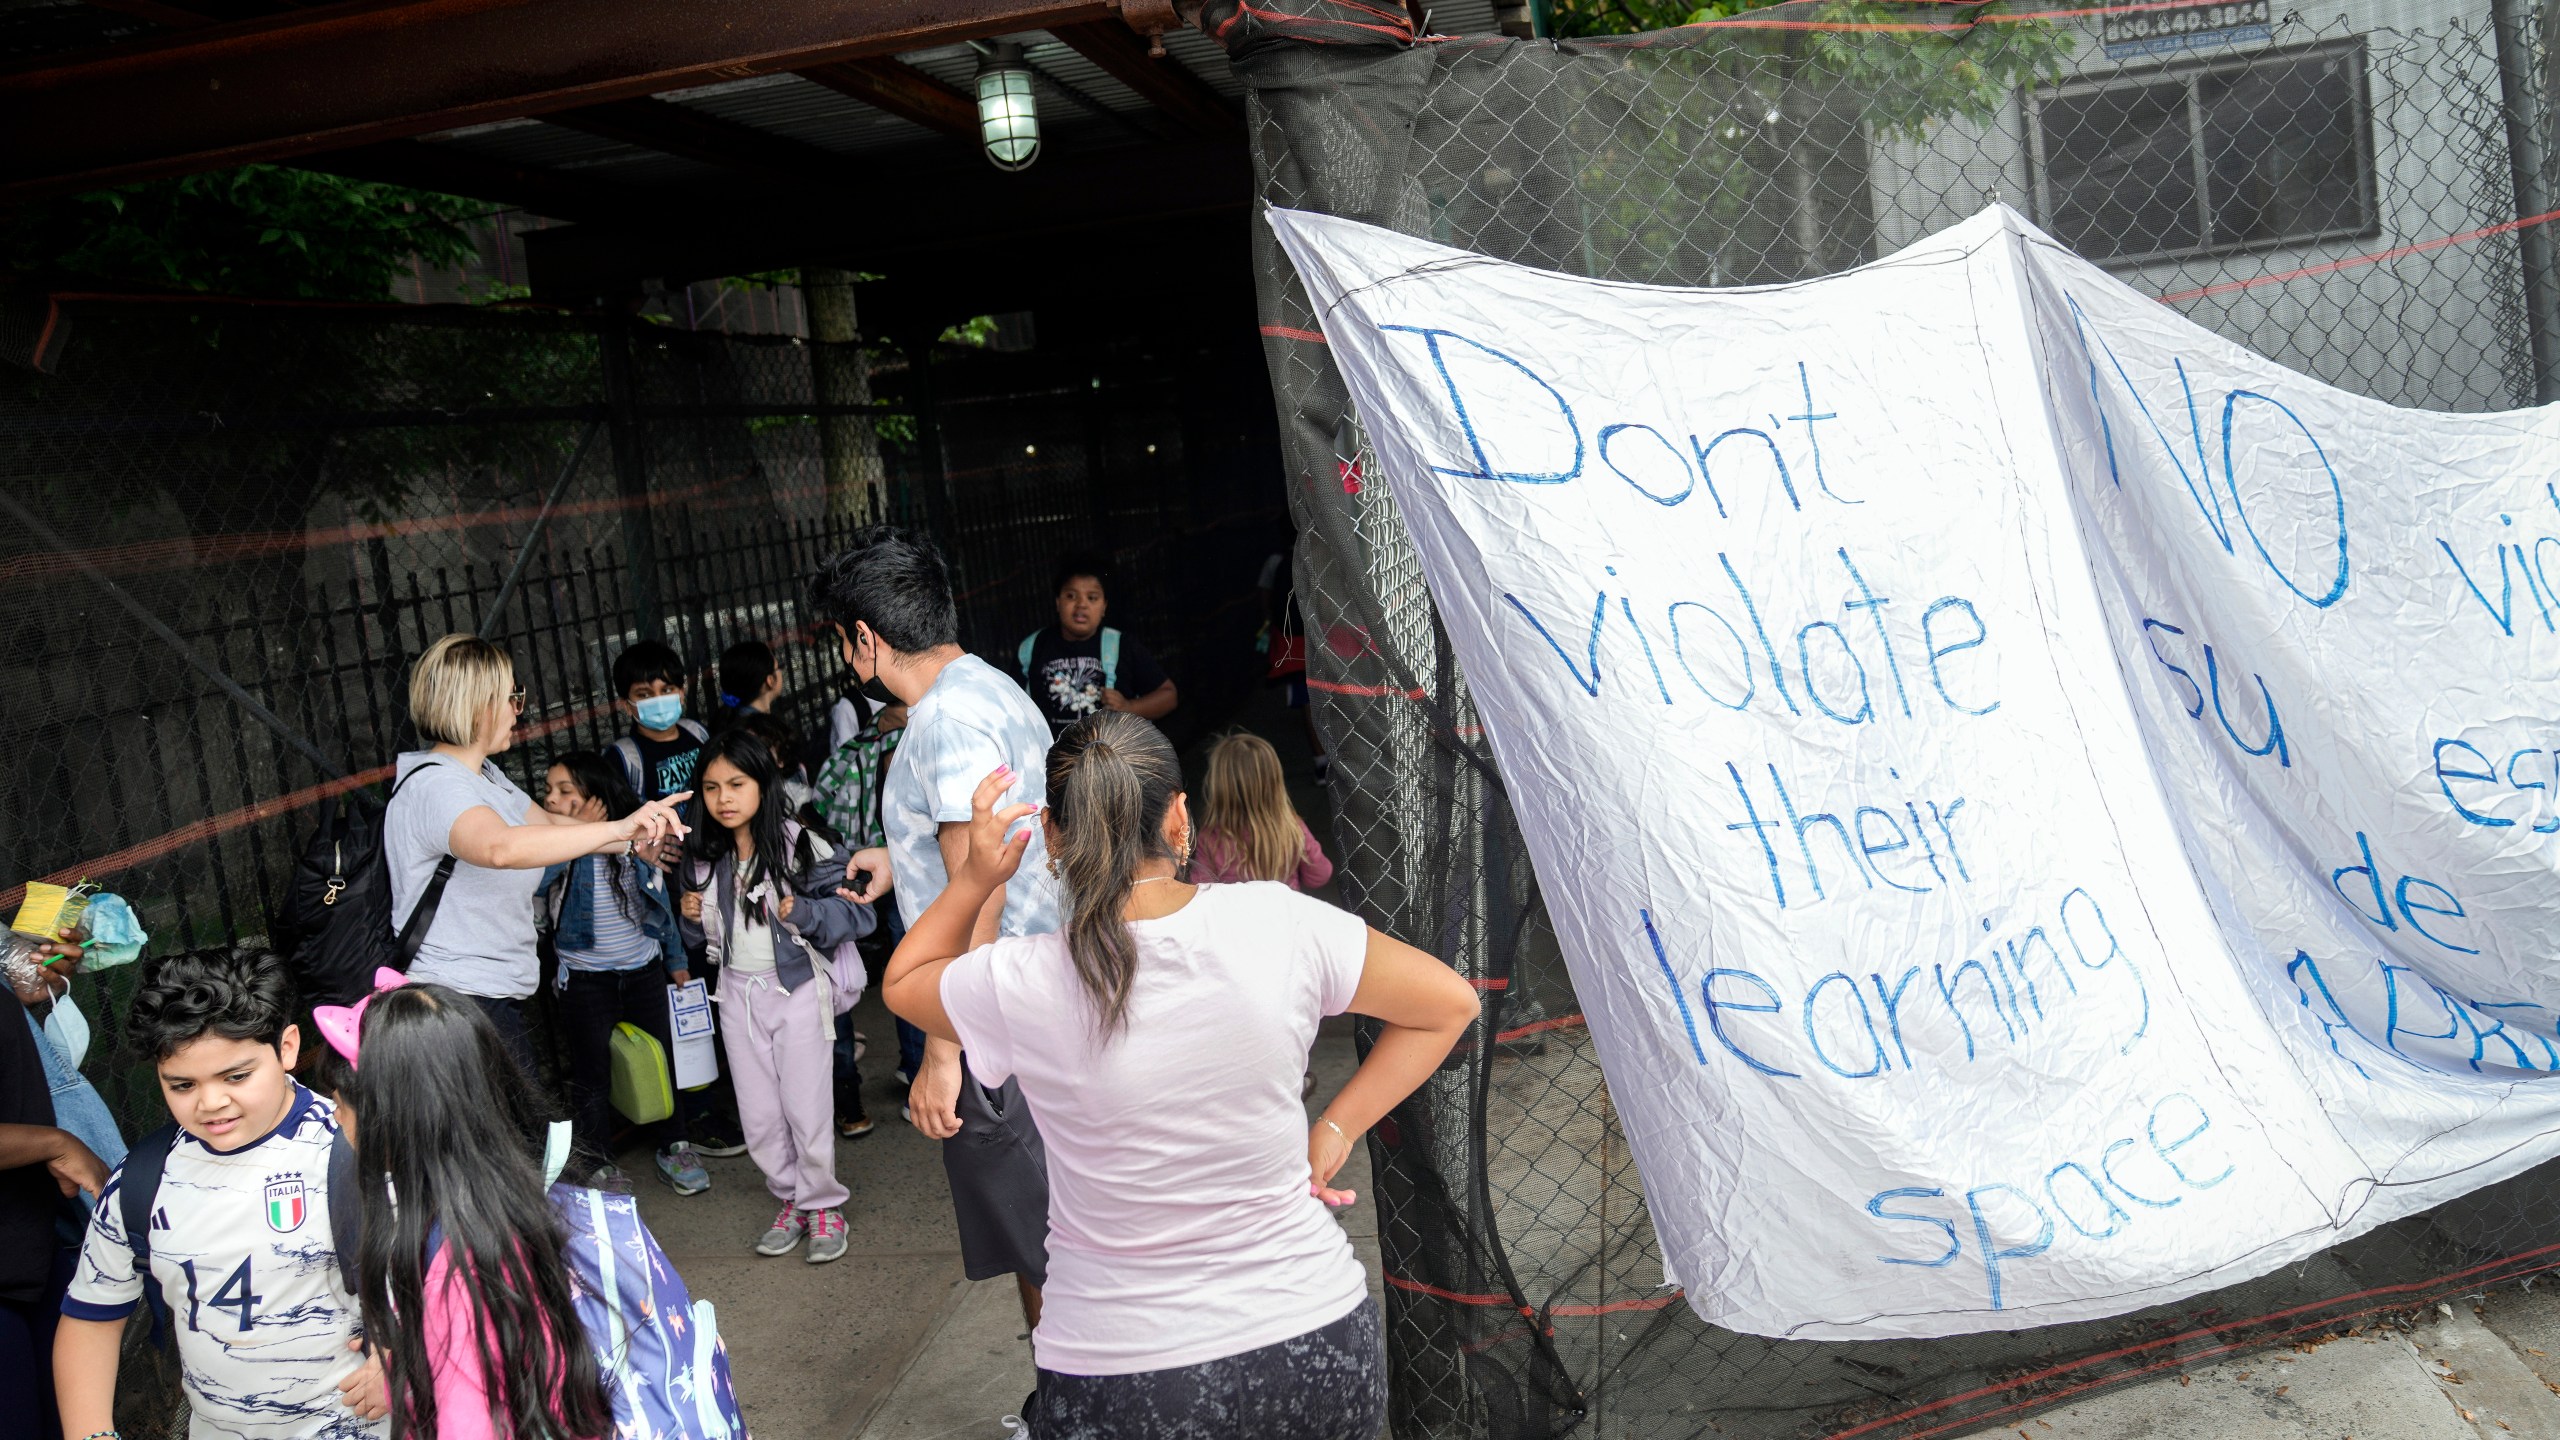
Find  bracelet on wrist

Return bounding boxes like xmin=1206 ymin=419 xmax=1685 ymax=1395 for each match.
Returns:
xmin=80 ymin=1430 xmax=121 ymax=1440
xmin=1319 ymin=1116 xmax=1353 ymax=1148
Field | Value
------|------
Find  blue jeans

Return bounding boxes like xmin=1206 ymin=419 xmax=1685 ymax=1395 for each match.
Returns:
xmin=28 ymin=1011 xmax=122 ymax=1189
xmin=865 ymin=906 xmax=926 ymax=1077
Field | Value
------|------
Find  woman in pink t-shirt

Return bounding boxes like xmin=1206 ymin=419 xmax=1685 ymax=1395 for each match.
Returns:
xmin=884 ymin=712 xmax=1477 ymax=1439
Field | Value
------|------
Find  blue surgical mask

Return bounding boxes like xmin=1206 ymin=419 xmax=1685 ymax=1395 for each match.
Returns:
xmin=634 ymin=694 xmax=685 ymax=731
xmin=44 ymin=992 xmax=90 ymax=1071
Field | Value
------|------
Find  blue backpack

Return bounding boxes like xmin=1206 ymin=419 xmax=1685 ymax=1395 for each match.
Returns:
xmin=554 ymin=1184 xmax=746 ymax=1438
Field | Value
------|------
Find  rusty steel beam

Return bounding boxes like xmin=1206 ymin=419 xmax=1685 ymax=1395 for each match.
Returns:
xmin=797 ymin=57 xmax=977 ymax=139
xmin=1048 ymin=20 xmax=1236 ymax=139
xmin=544 ymin=97 xmax=858 ymax=186
xmin=0 ymin=0 xmax=1116 ymax=201
xmin=304 ymin=137 xmax=644 ymax=220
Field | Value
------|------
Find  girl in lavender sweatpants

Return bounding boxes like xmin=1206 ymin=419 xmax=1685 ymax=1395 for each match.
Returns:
xmin=680 ymin=727 xmax=874 ymax=1264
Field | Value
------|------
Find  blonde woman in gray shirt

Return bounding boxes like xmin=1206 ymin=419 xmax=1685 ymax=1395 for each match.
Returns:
xmin=385 ymin=634 xmax=692 ymax=1071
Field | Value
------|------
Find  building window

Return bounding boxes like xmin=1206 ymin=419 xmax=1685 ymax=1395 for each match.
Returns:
xmin=2027 ymin=39 xmax=2376 ymax=266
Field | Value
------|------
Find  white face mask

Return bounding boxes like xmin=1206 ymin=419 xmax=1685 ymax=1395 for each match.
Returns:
xmin=43 ymin=991 xmax=90 ymax=1071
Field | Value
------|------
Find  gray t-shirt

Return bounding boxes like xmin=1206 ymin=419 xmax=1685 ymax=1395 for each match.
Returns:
xmin=885 ymin=654 xmax=1063 ymax=936
xmin=387 ymin=752 xmax=544 ymax=1000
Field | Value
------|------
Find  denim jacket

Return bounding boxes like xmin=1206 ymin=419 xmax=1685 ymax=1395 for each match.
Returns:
xmin=538 ymin=852 xmax=686 ymax=976
xmin=679 ymin=823 xmax=872 ymax=993
xmin=30 ymin=1007 xmax=122 ymax=1230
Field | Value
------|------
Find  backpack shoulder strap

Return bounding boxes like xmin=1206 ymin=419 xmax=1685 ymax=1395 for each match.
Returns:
xmin=609 ymin=736 xmax=644 ymax=795
xmin=327 ymin=1129 xmax=361 ymax=1301
xmin=1017 ymin=632 xmax=1037 ymax=677
xmin=681 ymin=717 xmax=709 ymax=742
xmin=1099 ymin=628 xmax=1122 ymax=692
xmin=396 ymin=854 xmax=458 ymax=966
xmin=387 ymin=758 xmax=460 ymax=966
xmin=122 ymin=1122 xmax=180 ymax=1348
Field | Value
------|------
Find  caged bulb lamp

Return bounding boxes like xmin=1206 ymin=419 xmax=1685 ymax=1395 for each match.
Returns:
xmin=976 ymin=42 xmax=1041 ymax=172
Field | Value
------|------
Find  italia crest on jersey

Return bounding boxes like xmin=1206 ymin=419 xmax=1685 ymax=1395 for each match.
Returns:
xmin=263 ymin=1175 xmax=307 ymax=1233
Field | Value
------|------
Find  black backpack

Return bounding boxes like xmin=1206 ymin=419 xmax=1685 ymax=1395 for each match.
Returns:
xmin=274 ymin=764 xmax=455 ymax=1008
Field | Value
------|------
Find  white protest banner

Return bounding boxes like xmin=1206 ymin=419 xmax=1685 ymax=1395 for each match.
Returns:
xmin=1270 ymin=203 xmax=2560 ymax=1339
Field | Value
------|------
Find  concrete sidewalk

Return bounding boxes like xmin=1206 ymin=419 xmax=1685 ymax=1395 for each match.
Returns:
xmin=626 ymin=982 xmax=972 ymax=1437
xmin=1954 ymin=1285 xmax=2560 ymax=1440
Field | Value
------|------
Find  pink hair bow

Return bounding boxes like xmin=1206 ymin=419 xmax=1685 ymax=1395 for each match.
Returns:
xmin=312 ymin=968 xmax=409 ymax=1069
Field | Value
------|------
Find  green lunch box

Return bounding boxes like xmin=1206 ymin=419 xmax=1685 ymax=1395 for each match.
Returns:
xmin=609 ymin=1022 xmax=675 ymax=1125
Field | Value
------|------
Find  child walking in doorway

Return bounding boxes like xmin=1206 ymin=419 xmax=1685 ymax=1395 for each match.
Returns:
xmin=1191 ymin=732 xmax=1335 ymax=892
xmin=679 ymin=728 xmax=873 ymax=1263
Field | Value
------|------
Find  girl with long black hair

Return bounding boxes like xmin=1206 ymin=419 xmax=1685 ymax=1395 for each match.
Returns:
xmin=538 ymin=750 xmax=708 ymax=1197
xmin=335 ymin=983 xmax=612 ymax=1440
xmin=882 ymin=712 xmax=1478 ymax=1439
xmin=677 ymin=727 xmax=872 ymax=1264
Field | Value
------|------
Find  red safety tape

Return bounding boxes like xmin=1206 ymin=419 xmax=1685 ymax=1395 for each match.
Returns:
xmin=1497 ymin=1012 xmax=1587 ymax=1043
xmin=1385 ymin=1270 xmax=1686 ymax=1320
xmin=0 ymin=696 xmax=622 ymax=916
xmin=1260 ymin=324 xmax=1328 ymax=342
xmin=1680 ymin=0 xmax=2285 ymax=34
xmin=1306 ymin=678 xmax=1429 ymax=699
xmin=2160 ymin=206 xmax=2560 ymax=303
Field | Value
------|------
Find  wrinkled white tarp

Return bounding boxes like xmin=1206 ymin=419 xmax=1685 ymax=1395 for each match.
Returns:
xmin=1271 ymin=203 xmax=2560 ymax=1339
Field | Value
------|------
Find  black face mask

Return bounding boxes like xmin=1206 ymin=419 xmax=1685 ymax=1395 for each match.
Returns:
xmin=849 ymin=627 xmax=898 ymax=709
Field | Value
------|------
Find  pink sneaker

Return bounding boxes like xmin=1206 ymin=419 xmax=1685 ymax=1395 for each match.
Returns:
xmin=754 ymin=1204 xmax=807 ymax=1256
xmin=806 ymin=1208 xmax=848 ymax=1264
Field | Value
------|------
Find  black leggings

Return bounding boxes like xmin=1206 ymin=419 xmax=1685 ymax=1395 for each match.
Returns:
xmin=1029 ymin=1298 xmax=1385 ymax=1440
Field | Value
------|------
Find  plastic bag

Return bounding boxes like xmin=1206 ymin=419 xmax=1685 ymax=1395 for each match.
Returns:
xmin=77 ymin=893 xmax=147 ymax=969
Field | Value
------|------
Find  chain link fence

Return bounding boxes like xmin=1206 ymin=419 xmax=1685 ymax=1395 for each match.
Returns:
xmin=1216 ymin=0 xmax=2560 ymax=1434
xmin=0 ymin=294 xmax=1278 ymax=1177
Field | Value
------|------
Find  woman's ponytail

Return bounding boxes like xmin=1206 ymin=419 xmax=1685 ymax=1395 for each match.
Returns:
xmin=1046 ymin=712 xmax=1184 ymax=1038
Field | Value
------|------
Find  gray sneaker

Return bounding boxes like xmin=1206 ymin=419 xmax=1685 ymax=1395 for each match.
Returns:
xmin=754 ymin=1204 xmax=807 ymax=1257
xmin=655 ymin=1143 xmax=710 ymax=1196
xmin=584 ymin=1164 xmax=635 ymax=1195
xmin=805 ymin=1208 xmax=847 ymax=1265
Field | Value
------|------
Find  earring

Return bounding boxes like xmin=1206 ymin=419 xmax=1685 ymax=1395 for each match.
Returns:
xmin=1176 ymin=826 xmax=1193 ymax=873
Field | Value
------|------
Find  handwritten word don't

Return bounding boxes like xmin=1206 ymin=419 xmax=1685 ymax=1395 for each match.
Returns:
xmin=1379 ymin=324 xmax=1855 ymax=517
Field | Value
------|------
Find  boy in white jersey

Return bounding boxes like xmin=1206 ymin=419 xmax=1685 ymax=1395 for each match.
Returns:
xmin=56 ymin=951 xmax=388 ymax=1438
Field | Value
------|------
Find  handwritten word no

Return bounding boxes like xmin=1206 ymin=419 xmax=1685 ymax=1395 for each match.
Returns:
xmin=2068 ymin=294 xmax=2349 ymax=611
